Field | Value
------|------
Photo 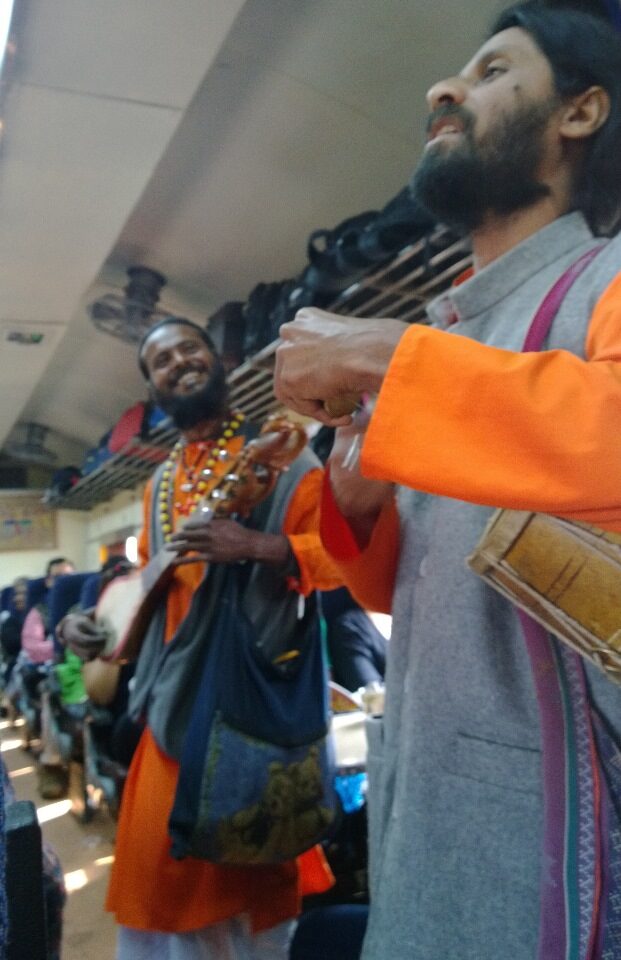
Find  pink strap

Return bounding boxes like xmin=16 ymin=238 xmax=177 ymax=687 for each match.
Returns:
xmin=522 ymin=245 xmax=606 ymax=353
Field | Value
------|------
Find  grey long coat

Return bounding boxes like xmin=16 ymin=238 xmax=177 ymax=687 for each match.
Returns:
xmin=360 ymin=214 xmax=621 ymax=960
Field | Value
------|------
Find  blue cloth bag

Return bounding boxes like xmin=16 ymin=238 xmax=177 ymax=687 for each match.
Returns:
xmin=168 ymin=565 xmax=339 ymax=865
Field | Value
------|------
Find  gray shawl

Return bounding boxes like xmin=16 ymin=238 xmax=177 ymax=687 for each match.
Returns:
xmin=129 ymin=444 xmax=320 ymax=760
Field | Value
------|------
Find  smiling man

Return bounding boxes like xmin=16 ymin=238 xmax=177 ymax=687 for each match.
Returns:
xmin=59 ymin=317 xmax=342 ymax=960
xmin=274 ymin=3 xmax=621 ymax=959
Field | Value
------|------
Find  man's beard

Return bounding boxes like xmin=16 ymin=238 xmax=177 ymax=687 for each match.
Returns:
xmin=410 ymin=97 xmax=558 ymax=235
xmin=151 ymin=360 xmax=229 ymax=430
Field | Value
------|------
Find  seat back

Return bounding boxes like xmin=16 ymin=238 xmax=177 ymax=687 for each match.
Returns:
xmin=25 ymin=578 xmax=47 ymax=613
xmin=5 ymin=800 xmax=47 ymax=960
xmin=78 ymin=573 xmax=101 ymax=612
xmin=48 ymin=573 xmax=94 ymax=635
xmin=0 ymin=586 xmax=12 ymax=613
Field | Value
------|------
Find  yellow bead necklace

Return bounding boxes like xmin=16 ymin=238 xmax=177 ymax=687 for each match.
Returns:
xmin=157 ymin=411 xmax=245 ymax=541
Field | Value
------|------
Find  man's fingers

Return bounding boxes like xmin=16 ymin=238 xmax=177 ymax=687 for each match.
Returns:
xmin=273 ymin=382 xmax=348 ymax=426
xmin=74 ymin=620 xmax=105 ymax=638
xmin=172 ymin=554 xmax=210 ymax=566
xmin=166 ymin=535 xmax=208 ymax=553
xmin=74 ymin=628 xmax=107 ymax=645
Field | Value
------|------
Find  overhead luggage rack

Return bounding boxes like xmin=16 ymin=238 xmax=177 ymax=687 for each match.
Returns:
xmin=49 ymin=228 xmax=471 ymax=510
xmin=222 ymin=227 xmax=471 ymax=424
xmin=45 ymin=419 xmax=178 ymax=510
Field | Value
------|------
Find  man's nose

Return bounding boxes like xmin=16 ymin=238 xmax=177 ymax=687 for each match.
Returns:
xmin=426 ymin=76 xmax=468 ymax=112
xmin=169 ymin=349 xmax=190 ymax=371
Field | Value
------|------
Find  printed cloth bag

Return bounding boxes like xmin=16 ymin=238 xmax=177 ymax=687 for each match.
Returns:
xmin=168 ymin=565 xmax=339 ymax=865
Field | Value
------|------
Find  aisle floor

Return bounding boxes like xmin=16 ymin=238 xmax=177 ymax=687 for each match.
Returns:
xmin=2 ymin=718 xmax=117 ymax=960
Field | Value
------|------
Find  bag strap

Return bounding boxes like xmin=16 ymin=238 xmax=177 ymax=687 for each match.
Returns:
xmin=516 ymin=241 xmax=608 ymax=960
xmin=521 ymin=244 xmax=605 ymax=351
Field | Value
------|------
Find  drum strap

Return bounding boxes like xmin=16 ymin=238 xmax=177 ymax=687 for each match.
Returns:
xmin=516 ymin=242 xmax=617 ymax=960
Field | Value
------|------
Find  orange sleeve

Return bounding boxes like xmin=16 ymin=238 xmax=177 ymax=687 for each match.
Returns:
xmin=137 ymin=481 xmax=151 ymax=567
xmin=319 ymin=472 xmax=399 ymax=613
xmin=282 ymin=467 xmax=343 ymax=595
xmin=361 ymin=271 xmax=621 ymax=531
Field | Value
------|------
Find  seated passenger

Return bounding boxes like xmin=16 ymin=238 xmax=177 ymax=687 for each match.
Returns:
xmin=66 ymin=556 xmax=143 ymax=770
xmin=37 ymin=557 xmax=138 ymax=800
xmin=21 ymin=558 xmax=75 ymax=665
xmin=0 ymin=577 xmax=28 ymax=689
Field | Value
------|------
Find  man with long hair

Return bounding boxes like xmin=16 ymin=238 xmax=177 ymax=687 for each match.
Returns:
xmin=61 ymin=318 xmax=342 ymax=960
xmin=275 ymin=3 xmax=621 ymax=957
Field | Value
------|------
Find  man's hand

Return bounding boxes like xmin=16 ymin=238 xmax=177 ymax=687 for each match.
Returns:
xmin=166 ymin=516 xmax=288 ymax=566
xmin=329 ymin=422 xmax=395 ymax=547
xmin=274 ymin=308 xmax=407 ymax=426
xmin=59 ymin=612 xmax=107 ymax=662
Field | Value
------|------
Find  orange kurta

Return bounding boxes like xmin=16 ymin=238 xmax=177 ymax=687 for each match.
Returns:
xmin=106 ymin=440 xmax=341 ymax=933
xmin=321 ymin=269 xmax=621 ymax=613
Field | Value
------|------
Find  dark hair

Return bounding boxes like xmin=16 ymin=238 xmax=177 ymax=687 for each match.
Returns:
xmin=46 ymin=557 xmax=70 ymax=577
xmin=100 ymin=554 xmax=131 ymax=575
xmin=137 ymin=317 xmax=219 ymax=380
xmin=491 ymin=1 xmax=621 ymax=234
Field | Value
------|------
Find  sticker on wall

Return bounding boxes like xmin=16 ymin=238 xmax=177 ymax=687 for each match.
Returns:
xmin=0 ymin=493 xmax=57 ymax=551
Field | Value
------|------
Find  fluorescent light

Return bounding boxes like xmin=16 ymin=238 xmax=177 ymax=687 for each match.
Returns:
xmin=0 ymin=1 xmax=15 ymax=74
xmin=125 ymin=535 xmax=138 ymax=563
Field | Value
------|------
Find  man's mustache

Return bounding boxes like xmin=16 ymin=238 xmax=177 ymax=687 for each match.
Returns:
xmin=425 ymin=103 xmax=475 ymax=137
xmin=170 ymin=364 xmax=206 ymax=386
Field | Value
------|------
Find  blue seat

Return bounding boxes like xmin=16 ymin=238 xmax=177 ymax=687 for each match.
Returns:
xmin=78 ymin=573 xmax=102 ymax=612
xmin=48 ymin=573 xmax=95 ymax=642
xmin=0 ymin=585 xmax=13 ymax=613
xmin=25 ymin=577 xmax=47 ymax=613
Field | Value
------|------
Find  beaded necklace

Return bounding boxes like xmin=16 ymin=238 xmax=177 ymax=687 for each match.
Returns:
xmin=157 ymin=411 xmax=245 ymax=541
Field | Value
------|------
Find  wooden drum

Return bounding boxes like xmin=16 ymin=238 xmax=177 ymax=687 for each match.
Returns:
xmin=467 ymin=510 xmax=621 ymax=683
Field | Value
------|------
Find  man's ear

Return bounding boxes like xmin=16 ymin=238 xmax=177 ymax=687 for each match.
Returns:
xmin=560 ymin=85 xmax=610 ymax=141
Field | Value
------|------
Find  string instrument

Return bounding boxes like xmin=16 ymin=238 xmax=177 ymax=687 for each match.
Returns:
xmin=95 ymin=415 xmax=307 ymax=662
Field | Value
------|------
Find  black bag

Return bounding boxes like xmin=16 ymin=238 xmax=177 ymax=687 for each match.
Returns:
xmin=168 ymin=567 xmax=339 ymax=865
xmin=206 ymin=301 xmax=246 ymax=372
xmin=356 ymin=186 xmax=436 ymax=264
xmin=306 ymin=209 xmax=379 ymax=281
xmin=242 ymin=281 xmax=291 ymax=357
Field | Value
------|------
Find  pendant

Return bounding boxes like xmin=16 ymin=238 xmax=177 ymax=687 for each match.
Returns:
xmin=201 ymin=468 xmax=214 ymax=478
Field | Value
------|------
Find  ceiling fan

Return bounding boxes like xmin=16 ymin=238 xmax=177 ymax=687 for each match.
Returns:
xmin=4 ymin=421 xmax=57 ymax=465
xmin=88 ymin=266 xmax=170 ymax=345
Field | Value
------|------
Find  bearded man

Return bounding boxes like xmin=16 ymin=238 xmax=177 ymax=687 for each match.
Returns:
xmin=60 ymin=317 xmax=341 ymax=960
xmin=274 ymin=4 xmax=621 ymax=958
